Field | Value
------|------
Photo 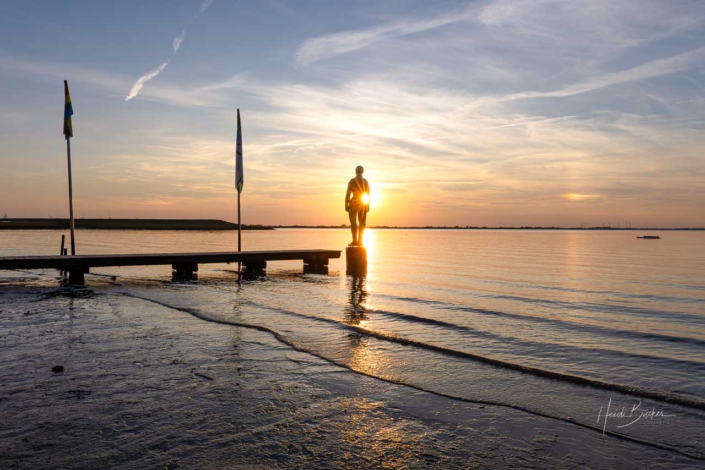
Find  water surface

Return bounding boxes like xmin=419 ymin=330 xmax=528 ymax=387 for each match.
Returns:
xmin=2 ymin=229 xmax=704 ymax=458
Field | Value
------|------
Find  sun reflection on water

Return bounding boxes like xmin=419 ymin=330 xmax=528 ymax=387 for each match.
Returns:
xmin=340 ymin=274 xmax=399 ymax=380
xmin=361 ymin=228 xmax=375 ymax=258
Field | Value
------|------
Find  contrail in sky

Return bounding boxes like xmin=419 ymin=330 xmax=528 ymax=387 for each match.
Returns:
xmin=200 ymin=0 xmax=214 ymax=13
xmin=125 ymin=30 xmax=187 ymax=101
xmin=125 ymin=1 xmax=210 ymax=101
xmin=173 ymin=31 xmax=186 ymax=53
xmin=125 ymin=61 xmax=169 ymax=101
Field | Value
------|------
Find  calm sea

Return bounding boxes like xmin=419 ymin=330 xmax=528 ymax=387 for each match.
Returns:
xmin=2 ymin=229 xmax=704 ymax=457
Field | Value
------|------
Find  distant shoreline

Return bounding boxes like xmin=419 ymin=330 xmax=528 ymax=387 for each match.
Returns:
xmin=0 ymin=219 xmax=701 ymax=231
xmin=275 ymin=225 xmax=704 ymax=231
xmin=0 ymin=218 xmax=273 ymax=231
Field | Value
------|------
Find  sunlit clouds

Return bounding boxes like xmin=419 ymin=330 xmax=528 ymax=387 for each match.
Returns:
xmin=563 ymin=194 xmax=600 ymax=202
xmin=1 ymin=0 xmax=704 ymax=226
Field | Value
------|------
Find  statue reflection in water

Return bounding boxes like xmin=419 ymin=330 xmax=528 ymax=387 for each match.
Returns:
xmin=344 ymin=276 xmax=369 ymax=325
xmin=344 ymin=275 xmax=380 ymax=375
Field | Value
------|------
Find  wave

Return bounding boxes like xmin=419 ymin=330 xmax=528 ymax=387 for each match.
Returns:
xmin=372 ymin=291 xmax=705 ymax=348
xmin=371 ymin=278 xmax=705 ymax=324
xmin=123 ymin=290 xmax=705 ymax=412
xmin=118 ymin=290 xmax=705 ymax=461
xmin=460 ymin=276 xmax=705 ymax=304
xmin=367 ymin=308 xmax=705 ymax=368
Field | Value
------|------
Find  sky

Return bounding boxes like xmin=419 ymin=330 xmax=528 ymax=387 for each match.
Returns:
xmin=0 ymin=0 xmax=704 ymax=227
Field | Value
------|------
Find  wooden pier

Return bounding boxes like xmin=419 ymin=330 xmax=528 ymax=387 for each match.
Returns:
xmin=0 ymin=249 xmax=341 ymax=284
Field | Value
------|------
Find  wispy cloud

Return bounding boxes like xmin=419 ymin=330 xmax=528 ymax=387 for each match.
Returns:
xmin=498 ymin=46 xmax=705 ymax=103
xmin=0 ymin=53 xmax=129 ymax=90
xmin=200 ymin=0 xmax=214 ymax=13
xmin=295 ymin=5 xmax=476 ymax=66
xmin=0 ymin=53 xmax=245 ymax=108
xmin=172 ymin=31 xmax=186 ymax=53
xmin=677 ymin=97 xmax=705 ymax=104
xmin=195 ymin=73 xmax=247 ymax=93
xmin=125 ymin=28 xmax=189 ymax=101
xmin=478 ymin=0 xmax=529 ymax=25
xmin=125 ymin=61 xmax=169 ymax=101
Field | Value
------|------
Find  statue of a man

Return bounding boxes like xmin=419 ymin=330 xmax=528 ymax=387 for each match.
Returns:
xmin=344 ymin=166 xmax=370 ymax=246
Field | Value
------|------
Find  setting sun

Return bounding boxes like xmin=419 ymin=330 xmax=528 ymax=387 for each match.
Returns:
xmin=362 ymin=193 xmax=370 ymax=205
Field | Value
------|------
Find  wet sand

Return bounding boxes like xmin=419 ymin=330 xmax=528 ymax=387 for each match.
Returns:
xmin=0 ymin=286 xmax=699 ymax=469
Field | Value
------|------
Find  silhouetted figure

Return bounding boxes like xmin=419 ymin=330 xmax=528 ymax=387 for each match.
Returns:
xmin=345 ymin=166 xmax=370 ymax=246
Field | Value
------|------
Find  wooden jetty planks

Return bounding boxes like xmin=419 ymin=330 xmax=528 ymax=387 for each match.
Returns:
xmin=0 ymin=249 xmax=341 ymax=271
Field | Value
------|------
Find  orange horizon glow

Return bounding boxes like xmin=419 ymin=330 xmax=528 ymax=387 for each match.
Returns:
xmin=563 ymin=194 xmax=600 ymax=201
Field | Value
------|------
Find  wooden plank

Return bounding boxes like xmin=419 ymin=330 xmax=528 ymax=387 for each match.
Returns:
xmin=0 ymin=249 xmax=341 ymax=271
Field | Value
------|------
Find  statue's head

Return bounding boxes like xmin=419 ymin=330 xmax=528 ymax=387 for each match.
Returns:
xmin=355 ymin=166 xmax=364 ymax=175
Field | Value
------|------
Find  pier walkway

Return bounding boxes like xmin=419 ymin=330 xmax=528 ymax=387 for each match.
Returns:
xmin=0 ymin=249 xmax=341 ymax=284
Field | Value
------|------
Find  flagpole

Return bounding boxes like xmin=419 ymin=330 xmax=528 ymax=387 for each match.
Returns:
xmin=63 ymin=80 xmax=76 ymax=255
xmin=236 ymin=108 xmax=243 ymax=273
xmin=238 ymin=191 xmax=241 ymax=253
xmin=66 ymin=137 xmax=76 ymax=255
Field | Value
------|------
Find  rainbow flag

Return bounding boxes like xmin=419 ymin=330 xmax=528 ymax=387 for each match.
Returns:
xmin=63 ymin=80 xmax=73 ymax=140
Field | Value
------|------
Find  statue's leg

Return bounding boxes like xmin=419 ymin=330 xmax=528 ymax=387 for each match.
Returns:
xmin=358 ymin=210 xmax=367 ymax=245
xmin=349 ymin=209 xmax=358 ymax=244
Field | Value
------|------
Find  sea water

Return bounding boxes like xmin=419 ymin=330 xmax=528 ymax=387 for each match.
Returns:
xmin=1 ymin=228 xmax=704 ymax=458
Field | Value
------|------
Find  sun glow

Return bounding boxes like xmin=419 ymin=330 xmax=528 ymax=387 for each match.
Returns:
xmin=563 ymin=193 xmax=599 ymax=201
xmin=361 ymin=227 xmax=375 ymax=254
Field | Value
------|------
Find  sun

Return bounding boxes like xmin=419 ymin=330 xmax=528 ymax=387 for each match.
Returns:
xmin=362 ymin=190 xmax=381 ymax=207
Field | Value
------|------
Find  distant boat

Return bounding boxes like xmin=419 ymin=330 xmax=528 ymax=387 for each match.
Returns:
xmin=637 ymin=235 xmax=661 ymax=239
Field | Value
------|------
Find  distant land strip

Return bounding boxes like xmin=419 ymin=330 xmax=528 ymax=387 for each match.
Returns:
xmin=0 ymin=219 xmax=702 ymax=231
xmin=276 ymin=225 xmax=704 ymax=230
xmin=0 ymin=218 xmax=272 ymax=230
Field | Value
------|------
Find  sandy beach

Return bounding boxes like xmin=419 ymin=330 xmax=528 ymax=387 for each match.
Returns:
xmin=0 ymin=284 xmax=699 ymax=469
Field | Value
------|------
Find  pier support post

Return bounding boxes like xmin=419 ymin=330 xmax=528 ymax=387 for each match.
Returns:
xmin=303 ymin=256 xmax=329 ymax=275
xmin=242 ymin=261 xmax=266 ymax=278
xmin=172 ymin=262 xmax=198 ymax=281
xmin=68 ymin=267 xmax=89 ymax=285
xmin=346 ymin=247 xmax=367 ymax=277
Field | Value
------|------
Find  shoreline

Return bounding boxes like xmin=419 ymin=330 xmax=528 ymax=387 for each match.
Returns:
xmin=277 ymin=226 xmax=705 ymax=230
xmin=0 ymin=285 xmax=699 ymax=469
xmin=0 ymin=219 xmax=273 ymax=231
xmin=1 ymin=219 xmax=702 ymax=231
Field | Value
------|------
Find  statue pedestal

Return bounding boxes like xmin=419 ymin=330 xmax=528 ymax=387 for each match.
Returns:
xmin=346 ymin=246 xmax=367 ymax=277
